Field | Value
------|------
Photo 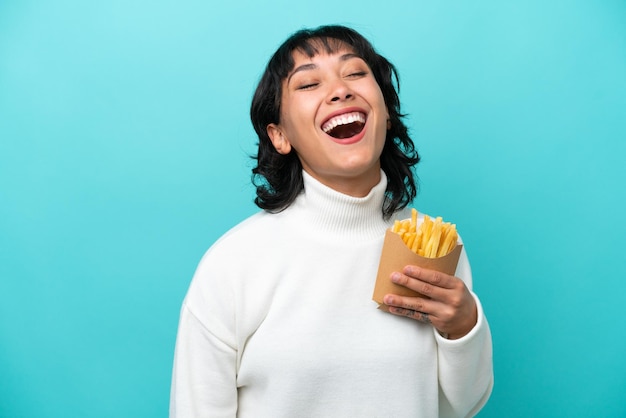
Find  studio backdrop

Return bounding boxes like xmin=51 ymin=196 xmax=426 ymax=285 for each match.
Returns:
xmin=1 ymin=1 xmax=625 ymax=417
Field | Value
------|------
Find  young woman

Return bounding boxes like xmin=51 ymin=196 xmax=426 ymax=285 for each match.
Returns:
xmin=170 ymin=25 xmax=493 ymax=418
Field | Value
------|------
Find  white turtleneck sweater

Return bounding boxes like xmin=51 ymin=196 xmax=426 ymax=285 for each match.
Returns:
xmin=170 ymin=171 xmax=493 ymax=418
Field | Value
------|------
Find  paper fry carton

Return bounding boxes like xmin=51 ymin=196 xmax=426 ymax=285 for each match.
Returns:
xmin=372 ymin=229 xmax=463 ymax=311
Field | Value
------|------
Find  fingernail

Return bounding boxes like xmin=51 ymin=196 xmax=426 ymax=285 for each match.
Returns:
xmin=384 ymin=295 xmax=393 ymax=305
xmin=391 ymin=272 xmax=401 ymax=283
xmin=407 ymin=265 xmax=421 ymax=276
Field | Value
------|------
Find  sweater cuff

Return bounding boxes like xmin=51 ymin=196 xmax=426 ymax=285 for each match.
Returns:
xmin=433 ymin=291 xmax=486 ymax=347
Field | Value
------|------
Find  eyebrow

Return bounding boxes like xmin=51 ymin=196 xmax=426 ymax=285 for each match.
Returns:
xmin=287 ymin=53 xmax=362 ymax=84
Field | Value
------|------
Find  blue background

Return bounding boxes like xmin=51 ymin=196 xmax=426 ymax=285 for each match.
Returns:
xmin=1 ymin=1 xmax=625 ymax=417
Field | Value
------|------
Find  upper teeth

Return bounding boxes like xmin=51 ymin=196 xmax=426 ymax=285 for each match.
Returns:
xmin=322 ymin=112 xmax=366 ymax=133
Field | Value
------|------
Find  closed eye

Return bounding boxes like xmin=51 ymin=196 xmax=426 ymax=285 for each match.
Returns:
xmin=296 ymin=82 xmax=319 ymax=90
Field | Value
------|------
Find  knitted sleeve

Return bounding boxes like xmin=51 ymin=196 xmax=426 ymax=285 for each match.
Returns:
xmin=435 ymin=246 xmax=494 ymax=417
xmin=170 ymin=248 xmax=239 ymax=418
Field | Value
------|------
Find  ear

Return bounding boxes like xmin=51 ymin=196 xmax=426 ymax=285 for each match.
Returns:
xmin=386 ymin=108 xmax=391 ymax=130
xmin=267 ymin=124 xmax=292 ymax=155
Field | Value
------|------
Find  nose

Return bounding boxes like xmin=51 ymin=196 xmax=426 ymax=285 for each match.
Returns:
xmin=327 ymin=79 xmax=353 ymax=103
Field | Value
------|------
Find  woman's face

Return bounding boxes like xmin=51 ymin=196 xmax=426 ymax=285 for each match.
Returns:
xmin=267 ymin=44 xmax=389 ymax=197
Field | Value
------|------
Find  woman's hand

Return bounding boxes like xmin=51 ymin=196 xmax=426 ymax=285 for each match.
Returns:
xmin=383 ymin=265 xmax=477 ymax=340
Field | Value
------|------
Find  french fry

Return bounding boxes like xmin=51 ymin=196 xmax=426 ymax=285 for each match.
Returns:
xmin=390 ymin=209 xmax=458 ymax=258
xmin=420 ymin=216 xmax=432 ymax=251
xmin=405 ymin=233 xmax=416 ymax=249
xmin=437 ymin=225 xmax=458 ymax=257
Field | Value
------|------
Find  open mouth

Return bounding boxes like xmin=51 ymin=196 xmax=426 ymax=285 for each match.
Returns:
xmin=321 ymin=111 xmax=366 ymax=139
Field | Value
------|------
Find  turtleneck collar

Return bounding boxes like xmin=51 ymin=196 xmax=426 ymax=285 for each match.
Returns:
xmin=288 ymin=170 xmax=394 ymax=241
